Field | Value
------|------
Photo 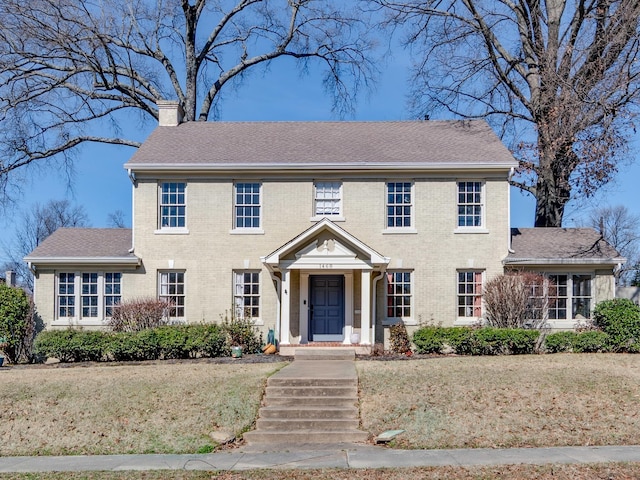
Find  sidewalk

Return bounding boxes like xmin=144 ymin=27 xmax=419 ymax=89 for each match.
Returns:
xmin=1 ymin=444 xmax=640 ymax=473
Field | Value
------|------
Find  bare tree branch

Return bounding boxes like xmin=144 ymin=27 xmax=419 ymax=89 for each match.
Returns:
xmin=0 ymin=0 xmax=376 ymax=203
xmin=373 ymin=0 xmax=640 ymax=227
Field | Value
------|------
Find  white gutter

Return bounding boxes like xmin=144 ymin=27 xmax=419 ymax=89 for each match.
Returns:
xmin=128 ymin=169 xmax=136 ymax=253
xmin=371 ymin=269 xmax=386 ymax=347
xmin=504 ymin=257 xmax=626 ymax=266
xmin=23 ymin=257 xmax=141 ymax=266
xmin=507 ymin=167 xmax=515 ymax=254
xmin=123 ymin=162 xmax=519 ymax=172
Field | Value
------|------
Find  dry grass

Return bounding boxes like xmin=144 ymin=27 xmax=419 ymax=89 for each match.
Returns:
xmin=0 ymin=361 xmax=286 ymax=456
xmin=2 ymin=464 xmax=640 ymax=479
xmin=357 ymin=354 xmax=640 ymax=449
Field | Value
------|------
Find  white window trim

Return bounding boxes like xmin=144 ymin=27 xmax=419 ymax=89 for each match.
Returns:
xmin=233 ymin=270 xmax=263 ymax=325
xmin=382 ymin=270 xmax=416 ymax=326
xmin=454 ymin=180 xmax=487 ymax=233
xmin=231 ymin=182 xmax=263 ymax=233
xmin=158 ymin=270 xmax=186 ymax=324
xmin=156 ymin=181 xmax=188 ymax=234
xmin=538 ymin=272 xmax=594 ymax=324
xmin=383 ymin=181 xmax=415 ymax=233
xmin=455 ymin=270 xmax=484 ymax=323
xmin=52 ymin=271 xmax=122 ymax=326
xmin=310 ymin=181 xmax=345 ymax=221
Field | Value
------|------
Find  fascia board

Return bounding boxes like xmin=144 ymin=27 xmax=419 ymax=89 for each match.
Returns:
xmin=24 ymin=256 xmax=141 ymax=266
xmin=124 ymin=162 xmax=517 ymax=172
xmin=504 ymin=257 xmax=625 ymax=266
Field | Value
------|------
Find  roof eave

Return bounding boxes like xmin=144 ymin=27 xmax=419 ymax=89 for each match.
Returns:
xmin=124 ymin=162 xmax=517 ymax=172
xmin=504 ymin=257 xmax=626 ymax=266
xmin=24 ymin=256 xmax=141 ymax=267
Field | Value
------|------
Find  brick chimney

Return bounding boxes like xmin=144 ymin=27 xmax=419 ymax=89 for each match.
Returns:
xmin=157 ymin=100 xmax=184 ymax=127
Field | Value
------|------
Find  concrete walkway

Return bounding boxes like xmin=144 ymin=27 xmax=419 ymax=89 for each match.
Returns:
xmin=1 ymin=445 xmax=640 ymax=473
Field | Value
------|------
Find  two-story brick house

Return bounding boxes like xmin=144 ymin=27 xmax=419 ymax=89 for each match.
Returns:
xmin=25 ymin=102 xmax=624 ymax=351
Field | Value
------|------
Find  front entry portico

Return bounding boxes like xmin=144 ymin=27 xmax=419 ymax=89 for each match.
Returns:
xmin=261 ymin=219 xmax=390 ymax=348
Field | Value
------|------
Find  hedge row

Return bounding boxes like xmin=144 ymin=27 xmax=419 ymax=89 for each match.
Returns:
xmin=413 ymin=326 xmax=640 ymax=355
xmin=33 ymin=324 xmax=228 ymax=362
xmin=412 ymin=326 xmax=540 ymax=355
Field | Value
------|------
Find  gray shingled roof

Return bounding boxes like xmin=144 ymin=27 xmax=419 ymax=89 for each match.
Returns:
xmin=25 ymin=228 xmax=137 ymax=262
xmin=125 ymin=120 xmax=517 ymax=169
xmin=505 ymin=228 xmax=625 ymax=265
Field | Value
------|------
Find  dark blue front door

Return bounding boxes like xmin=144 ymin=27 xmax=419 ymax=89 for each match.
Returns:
xmin=309 ymin=275 xmax=345 ymax=341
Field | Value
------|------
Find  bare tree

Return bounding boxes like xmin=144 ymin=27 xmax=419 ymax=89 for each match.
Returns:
xmin=373 ymin=0 xmax=640 ymax=227
xmin=0 ymin=0 xmax=375 ymax=200
xmin=107 ymin=210 xmax=128 ymax=229
xmin=588 ymin=205 xmax=640 ymax=285
xmin=1 ymin=200 xmax=89 ymax=290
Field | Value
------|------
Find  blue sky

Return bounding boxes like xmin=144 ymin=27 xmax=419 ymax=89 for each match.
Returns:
xmin=1 ymin=54 xmax=639 ymax=263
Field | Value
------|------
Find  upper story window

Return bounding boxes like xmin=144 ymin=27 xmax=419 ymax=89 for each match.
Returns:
xmin=159 ymin=182 xmax=186 ymax=229
xmin=314 ymin=181 xmax=342 ymax=218
xmin=386 ymin=182 xmax=413 ymax=229
xmin=457 ymin=181 xmax=483 ymax=228
xmin=159 ymin=271 xmax=185 ymax=322
xmin=234 ymin=182 xmax=261 ymax=230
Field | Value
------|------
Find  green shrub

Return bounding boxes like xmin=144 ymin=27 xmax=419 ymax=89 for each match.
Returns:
xmin=34 ymin=329 xmax=107 ymax=362
xmin=0 ymin=283 xmax=35 ymax=363
xmin=221 ymin=311 xmax=262 ymax=354
xmin=572 ymin=331 xmax=610 ymax=353
xmin=593 ymin=298 xmax=640 ymax=351
xmin=184 ymin=324 xmax=229 ymax=358
xmin=413 ymin=327 xmax=447 ymax=354
xmin=110 ymin=330 xmax=161 ymax=361
xmin=544 ymin=331 xmax=578 ymax=353
xmin=413 ymin=326 xmax=539 ymax=355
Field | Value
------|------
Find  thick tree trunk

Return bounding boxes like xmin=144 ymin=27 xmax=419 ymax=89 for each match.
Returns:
xmin=533 ymin=166 xmax=571 ymax=227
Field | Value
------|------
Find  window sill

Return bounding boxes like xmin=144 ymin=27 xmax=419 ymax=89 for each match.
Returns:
xmin=454 ymin=317 xmax=483 ymax=326
xmin=453 ymin=227 xmax=489 ymax=234
xmin=310 ymin=216 xmax=345 ymax=222
xmin=382 ymin=318 xmax=417 ymax=326
xmin=155 ymin=228 xmax=190 ymax=235
xmin=230 ymin=228 xmax=265 ymax=235
xmin=382 ymin=228 xmax=417 ymax=235
xmin=51 ymin=319 xmax=108 ymax=327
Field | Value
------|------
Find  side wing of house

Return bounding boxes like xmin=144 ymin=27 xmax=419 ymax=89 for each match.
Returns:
xmin=24 ymin=229 xmax=141 ymax=329
xmin=504 ymin=228 xmax=625 ymax=329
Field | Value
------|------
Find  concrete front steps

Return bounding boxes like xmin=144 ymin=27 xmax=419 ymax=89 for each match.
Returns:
xmin=243 ymin=348 xmax=369 ymax=445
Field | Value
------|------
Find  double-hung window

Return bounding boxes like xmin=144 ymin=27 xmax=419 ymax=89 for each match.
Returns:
xmin=313 ymin=181 xmax=342 ymax=219
xmin=159 ymin=182 xmax=186 ymax=230
xmin=233 ymin=271 xmax=260 ymax=320
xmin=104 ymin=273 xmax=122 ymax=317
xmin=159 ymin=271 xmax=185 ymax=322
xmin=56 ymin=272 xmax=122 ymax=322
xmin=81 ymin=273 xmax=99 ymax=318
xmin=457 ymin=271 xmax=483 ymax=318
xmin=234 ymin=183 xmax=261 ymax=230
xmin=386 ymin=271 xmax=412 ymax=321
xmin=457 ymin=181 xmax=483 ymax=228
xmin=386 ymin=182 xmax=413 ymax=229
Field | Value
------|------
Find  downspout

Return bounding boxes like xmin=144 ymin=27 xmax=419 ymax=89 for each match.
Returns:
xmin=128 ymin=169 xmax=136 ymax=253
xmin=268 ymin=269 xmax=281 ymax=342
xmin=371 ymin=269 xmax=386 ymax=346
xmin=507 ymin=167 xmax=515 ymax=254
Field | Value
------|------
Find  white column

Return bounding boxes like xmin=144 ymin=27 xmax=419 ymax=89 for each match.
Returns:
xmin=360 ymin=270 xmax=371 ymax=345
xmin=280 ymin=269 xmax=291 ymax=345
xmin=300 ymin=273 xmax=309 ymax=343
xmin=343 ymin=272 xmax=354 ymax=344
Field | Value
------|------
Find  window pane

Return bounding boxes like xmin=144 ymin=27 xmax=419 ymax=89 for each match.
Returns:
xmin=233 ymin=271 xmax=260 ymax=319
xmin=457 ymin=271 xmax=483 ymax=317
xmin=386 ymin=183 xmax=412 ymax=229
xmin=235 ymin=183 xmax=261 ymax=228
xmin=386 ymin=271 xmax=412 ymax=318
xmin=159 ymin=182 xmax=186 ymax=229
xmin=457 ymin=182 xmax=483 ymax=227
